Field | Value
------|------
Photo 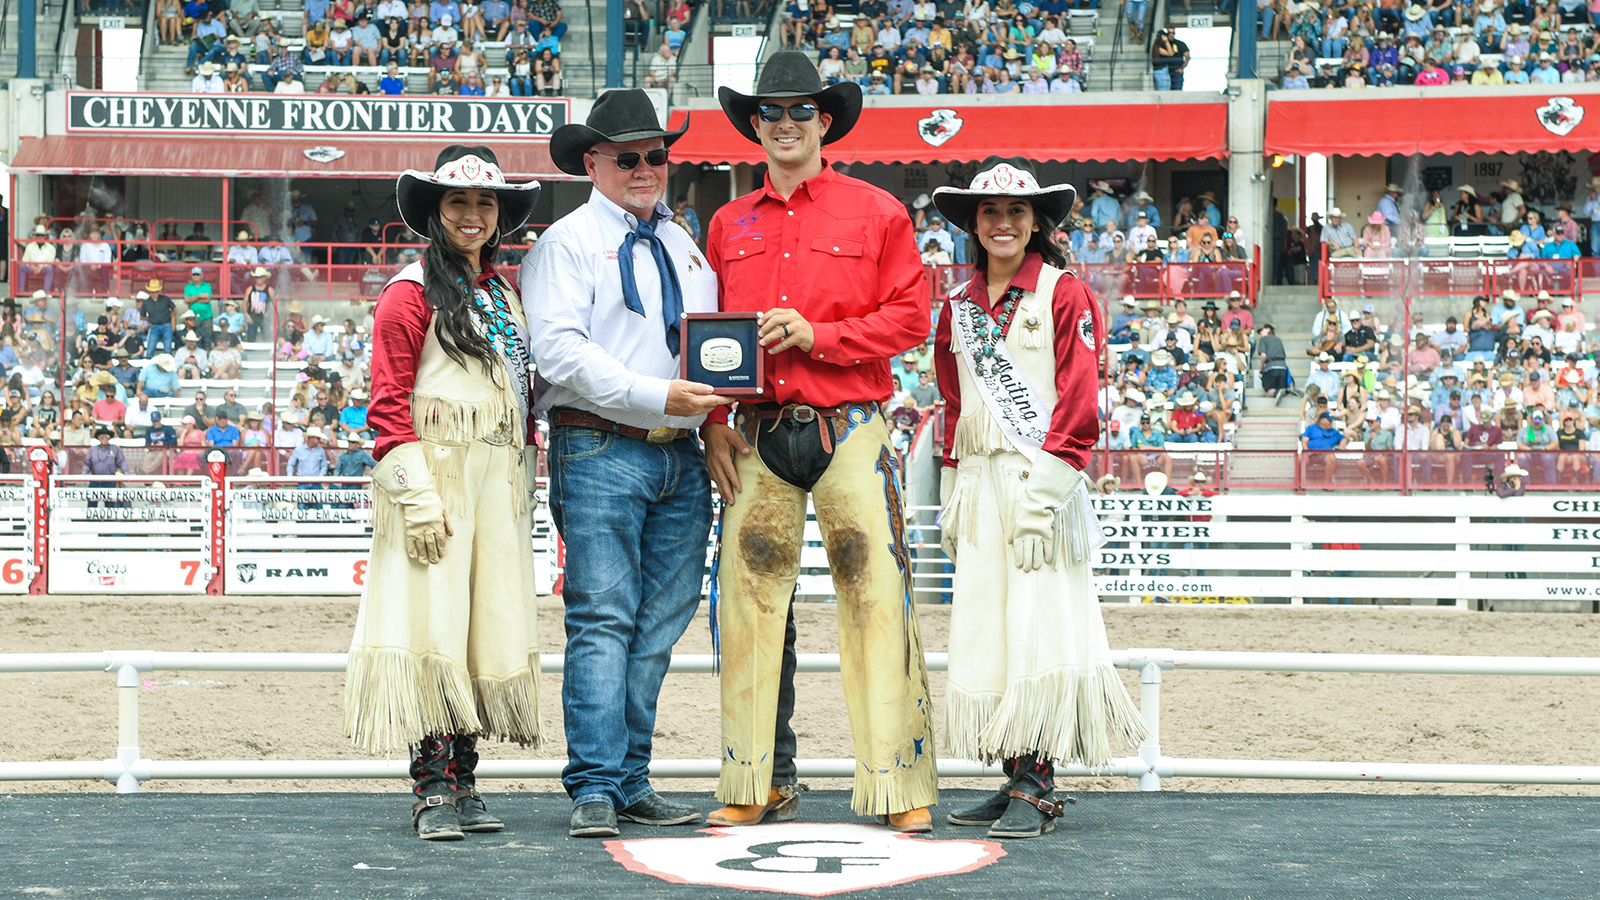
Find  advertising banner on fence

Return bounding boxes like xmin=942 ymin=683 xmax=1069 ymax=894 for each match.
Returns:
xmin=224 ymin=553 xmax=369 ymax=595
xmin=48 ymin=553 xmax=208 ymax=594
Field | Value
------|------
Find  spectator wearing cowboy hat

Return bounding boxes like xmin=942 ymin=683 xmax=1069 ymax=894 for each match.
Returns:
xmin=137 ymin=353 xmax=180 ymax=398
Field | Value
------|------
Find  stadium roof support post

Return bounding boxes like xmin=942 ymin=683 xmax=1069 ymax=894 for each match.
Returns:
xmin=606 ymin=0 xmax=624 ymax=88
xmin=1237 ymin=4 xmax=1255 ymax=81
xmin=18 ymin=0 xmax=37 ymax=79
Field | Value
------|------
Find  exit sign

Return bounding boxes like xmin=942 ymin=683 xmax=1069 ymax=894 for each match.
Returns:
xmin=731 ymin=24 xmax=757 ymax=36
xmin=1187 ymin=14 xmax=1212 ymax=26
xmin=99 ymin=16 xmax=126 ymax=28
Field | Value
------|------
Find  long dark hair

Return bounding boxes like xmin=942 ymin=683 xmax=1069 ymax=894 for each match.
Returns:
xmin=970 ymin=216 xmax=1069 ymax=271
xmin=422 ymin=210 xmax=503 ymax=382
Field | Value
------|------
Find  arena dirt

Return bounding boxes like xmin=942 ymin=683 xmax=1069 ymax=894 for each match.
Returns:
xmin=2 ymin=597 xmax=1597 ymax=800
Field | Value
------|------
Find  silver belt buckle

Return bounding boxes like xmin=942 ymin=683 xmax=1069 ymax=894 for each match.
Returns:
xmin=789 ymin=405 xmax=817 ymax=423
xmin=482 ymin=421 xmax=514 ymax=446
xmin=646 ymin=427 xmax=678 ymax=444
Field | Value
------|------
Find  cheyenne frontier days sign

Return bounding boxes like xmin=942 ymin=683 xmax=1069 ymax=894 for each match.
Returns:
xmin=67 ymin=92 xmax=568 ymax=137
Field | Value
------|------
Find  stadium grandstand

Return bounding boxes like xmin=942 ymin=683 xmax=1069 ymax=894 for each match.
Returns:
xmin=0 ymin=0 xmax=1598 ymax=497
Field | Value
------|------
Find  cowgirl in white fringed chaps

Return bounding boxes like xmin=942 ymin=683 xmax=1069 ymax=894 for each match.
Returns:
xmin=343 ymin=145 xmax=544 ymax=841
xmin=931 ymin=157 xmax=1147 ymax=840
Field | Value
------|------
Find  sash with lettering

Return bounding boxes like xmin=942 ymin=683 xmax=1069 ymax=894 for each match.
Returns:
xmin=949 ymin=284 xmax=1050 ymax=463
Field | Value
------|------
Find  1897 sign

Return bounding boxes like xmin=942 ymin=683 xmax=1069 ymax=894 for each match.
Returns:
xmin=67 ymin=92 xmax=567 ymax=137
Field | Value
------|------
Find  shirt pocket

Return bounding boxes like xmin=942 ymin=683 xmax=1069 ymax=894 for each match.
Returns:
xmin=810 ymin=237 xmax=864 ymax=258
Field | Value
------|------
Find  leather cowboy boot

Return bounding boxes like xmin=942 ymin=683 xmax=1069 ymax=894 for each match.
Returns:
xmin=878 ymin=807 xmax=933 ymax=833
xmin=988 ymin=754 xmax=1074 ymax=839
xmin=410 ymin=733 xmax=463 ymax=841
xmin=707 ymin=785 xmax=800 ymax=826
xmin=450 ymin=734 xmax=504 ymax=833
xmin=948 ymin=756 xmax=1022 ymax=826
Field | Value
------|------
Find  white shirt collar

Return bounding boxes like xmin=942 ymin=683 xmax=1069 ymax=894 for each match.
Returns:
xmin=588 ymin=186 xmax=671 ymax=232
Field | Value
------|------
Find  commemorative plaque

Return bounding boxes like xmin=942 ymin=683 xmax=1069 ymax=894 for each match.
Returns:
xmin=679 ymin=311 xmax=766 ymax=397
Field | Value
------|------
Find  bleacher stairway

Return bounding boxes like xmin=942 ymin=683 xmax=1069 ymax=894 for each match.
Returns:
xmin=1231 ymin=284 xmax=1317 ymax=469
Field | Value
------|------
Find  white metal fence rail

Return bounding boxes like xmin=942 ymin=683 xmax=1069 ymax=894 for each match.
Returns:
xmin=3 ymin=648 xmax=1599 ymax=793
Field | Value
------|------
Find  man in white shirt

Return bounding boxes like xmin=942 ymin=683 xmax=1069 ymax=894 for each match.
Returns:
xmin=520 ymin=90 xmax=723 ymax=839
xmin=124 ymin=392 xmax=157 ymax=434
xmin=1307 ymin=352 xmax=1340 ymax=397
xmin=78 ymin=228 xmax=114 ymax=264
xmin=273 ymin=71 xmax=306 ymax=93
xmin=1127 ymin=211 xmax=1157 ymax=249
xmin=376 ymin=0 xmax=407 ymax=18
xmin=192 ymin=61 xmax=225 ymax=92
xmin=877 ymin=22 xmax=902 ymax=50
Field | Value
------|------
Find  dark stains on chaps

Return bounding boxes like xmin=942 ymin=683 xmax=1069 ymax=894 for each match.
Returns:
xmin=737 ymin=499 xmax=801 ymax=583
xmin=816 ymin=504 xmax=870 ymax=587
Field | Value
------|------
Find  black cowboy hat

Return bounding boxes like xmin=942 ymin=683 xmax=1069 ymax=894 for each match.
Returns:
xmin=717 ymin=50 xmax=862 ymax=145
xmin=932 ymin=156 xmax=1077 ymax=233
xmin=550 ymin=89 xmax=688 ymax=177
xmin=395 ymin=144 xmax=541 ymax=236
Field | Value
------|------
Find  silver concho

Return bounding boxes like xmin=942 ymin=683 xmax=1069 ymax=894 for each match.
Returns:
xmin=699 ymin=337 xmax=744 ymax=373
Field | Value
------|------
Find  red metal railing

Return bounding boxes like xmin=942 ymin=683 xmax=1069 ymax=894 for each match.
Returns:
xmin=927 ymin=260 xmax=1258 ymax=306
xmin=1319 ymin=252 xmax=1590 ymax=305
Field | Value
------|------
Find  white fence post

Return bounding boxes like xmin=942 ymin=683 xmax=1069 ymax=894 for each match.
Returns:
xmin=1129 ymin=648 xmax=1175 ymax=792
xmin=107 ymin=652 xmax=153 ymax=793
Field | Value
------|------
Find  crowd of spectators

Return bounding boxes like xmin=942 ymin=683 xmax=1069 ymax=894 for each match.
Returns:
xmin=167 ymin=0 xmax=569 ymax=96
xmin=1267 ymin=0 xmax=1600 ymax=90
xmin=1291 ymin=290 xmax=1599 ymax=485
xmin=800 ymin=0 xmax=1100 ymax=94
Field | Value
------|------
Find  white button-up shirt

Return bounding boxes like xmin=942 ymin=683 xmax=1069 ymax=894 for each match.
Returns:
xmin=521 ymin=187 xmax=717 ymax=432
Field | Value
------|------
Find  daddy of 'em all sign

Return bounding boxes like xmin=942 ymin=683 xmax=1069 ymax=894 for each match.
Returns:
xmin=67 ymin=92 xmax=568 ymax=137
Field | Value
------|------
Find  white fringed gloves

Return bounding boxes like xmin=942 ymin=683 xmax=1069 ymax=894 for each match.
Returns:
xmin=372 ymin=442 xmax=454 ymax=565
xmin=939 ymin=466 xmax=958 ymax=561
xmin=1011 ymin=452 xmax=1089 ymax=572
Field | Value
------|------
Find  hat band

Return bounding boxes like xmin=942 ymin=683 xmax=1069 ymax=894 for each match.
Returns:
xmin=967 ymin=163 xmax=1042 ymax=194
xmin=433 ymin=154 xmax=508 ymax=188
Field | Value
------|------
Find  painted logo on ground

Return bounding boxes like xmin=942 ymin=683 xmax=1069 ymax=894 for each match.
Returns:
xmin=605 ymin=823 xmax=1003 ymax=896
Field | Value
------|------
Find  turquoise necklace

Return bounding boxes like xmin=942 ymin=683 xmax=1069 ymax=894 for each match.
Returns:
xmin=972 ymin=285 xmax=1021 ymax=376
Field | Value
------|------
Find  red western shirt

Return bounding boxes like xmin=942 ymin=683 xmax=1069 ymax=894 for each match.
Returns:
xmin=934 ymin=252 xmax=1104 ymax=471
xmin=367 ymin=262 xmax=536 ymax=460
xmin=704 ymin=163 xmax=929 ymax=422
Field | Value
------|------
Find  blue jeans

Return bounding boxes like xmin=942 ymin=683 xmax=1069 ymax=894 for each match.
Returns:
xmin=549 ymin=426 xmax=713 ymax=811
xmin=1320 ymin=35 xmax=1347 ymax=57
xmin=527 ymin=19 xmax=568 ymax=40
xmin=1127 ymin=0 xmax=1147 ymax=27
xmin=145 ymin=323 xmax=174 ymax=357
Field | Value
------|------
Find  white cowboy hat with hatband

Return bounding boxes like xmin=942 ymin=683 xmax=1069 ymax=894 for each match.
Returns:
xmin=932 ymin=156 xmax=1077 ymax=232
xmin=396 ymin=144 xmax=541 ymax=236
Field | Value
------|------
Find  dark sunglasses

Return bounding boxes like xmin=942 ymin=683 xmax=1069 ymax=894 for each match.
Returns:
xmin=757 ymin=103 xmax=820 ymax=123
xmin=590 ymin=148 xmax=670 ymax=170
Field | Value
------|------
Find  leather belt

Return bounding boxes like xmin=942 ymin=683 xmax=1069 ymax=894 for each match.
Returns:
xmin=745 ymin=402 xmax=877 ymax=423
xmin=743 ymin=402 xmax=879 ymax=453
xmin=549 ymin=407 xmax=690 ymax=445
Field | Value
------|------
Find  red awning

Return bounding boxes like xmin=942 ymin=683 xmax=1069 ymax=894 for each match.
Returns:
xmin=666 ymin=100 xmax=1230 ymax=165
xmin=1265 ymin=92 xmax=1600 ymax=157
xmin=8 ymin=135 xmax=566 ymax=179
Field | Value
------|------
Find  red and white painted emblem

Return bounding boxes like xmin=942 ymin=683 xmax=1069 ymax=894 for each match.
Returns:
xmin=606 ymin=823 xmax=1003 ymax=896
xmin=916 ymin=109 xmax=965 ymax=147
xmin=1537 ymin=97 xmax=1585 ymax=136
xmin=435 ymin=154 xmax=507 ymax=187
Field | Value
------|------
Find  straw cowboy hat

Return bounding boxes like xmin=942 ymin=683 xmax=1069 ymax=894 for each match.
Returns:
xmin=287 ymin=299 xmax=305 ymax=313
xmin=1458 ymin=184 xmax=1477 ymax=196
xmin=145 ymin=278 xmax=163 ymax=291
xmin=396 ymin=144 xmax=541 ymax=236
xmin=718 ymin=49 xmax=863 ymax=146
xmin=249 ymin=266 xmax=270 ymax=278
xmin=550 ymin=88 xmax=688 ymax=177
xmin=1405 ymin=4 xmax=1427 ymax=19
xmin=1509 ymin=230 xmax=1526 ymax=247
xmin=933 ymin=156 xmax=1077 ymax=232
xmin=1501 ymin=178 xmax=1523 ymax=192
xmin=304 ymin=426 xmax=327 ymax=440
xmin=1096 ymin=474 xmax=1120 ymax=492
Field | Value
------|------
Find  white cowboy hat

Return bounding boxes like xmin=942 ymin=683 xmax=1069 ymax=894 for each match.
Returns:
xmin=933 ymin=156 xmax=1077 ymax=232
xmin=304 ymin=426 xmax=327 ymax=440
xmin=396 ymin=144 xmax=541 ymax=236
xmin=152 ymin=354 xmax=177 ymax=371
xmin=1143 ymin=471 xmax=1168 ymax=496
xmin=1502 ymin=464 xmax=1529 ymax=477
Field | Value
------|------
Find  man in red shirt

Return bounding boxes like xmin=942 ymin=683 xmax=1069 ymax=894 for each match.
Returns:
xmin=701 ymin=51 xmax=937 ymax=832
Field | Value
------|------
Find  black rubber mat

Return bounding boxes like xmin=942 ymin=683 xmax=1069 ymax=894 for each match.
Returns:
xmin=2 ymin=790 xmax=1597 ymax=899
